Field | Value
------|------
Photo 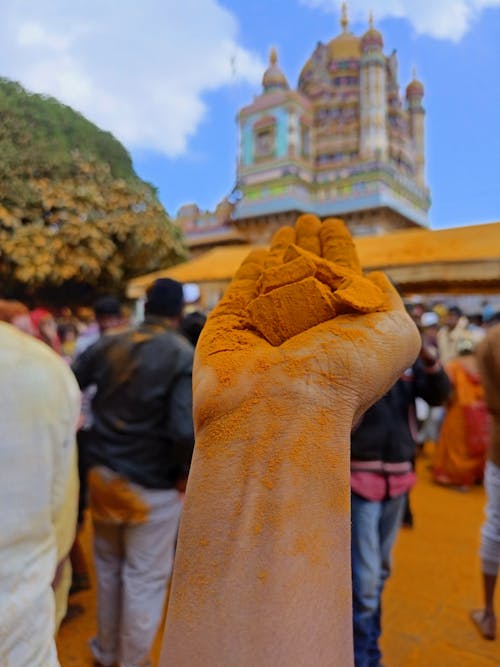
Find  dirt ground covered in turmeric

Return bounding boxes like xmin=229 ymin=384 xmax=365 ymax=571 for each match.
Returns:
xmin=57 ymin=450 xmax=499 ymax=666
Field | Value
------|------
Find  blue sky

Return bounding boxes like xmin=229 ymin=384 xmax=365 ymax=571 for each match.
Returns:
xmin=1 ymin=1 xmax=499 ymax=229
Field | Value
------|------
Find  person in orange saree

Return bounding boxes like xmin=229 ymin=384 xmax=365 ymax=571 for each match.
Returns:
xmin=433 ymin=336 xmax=488 ymax=488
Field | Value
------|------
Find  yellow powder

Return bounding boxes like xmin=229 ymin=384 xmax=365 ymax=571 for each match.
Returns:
xmin=247 ymin=276 xmax=337 ymax=346
xmin=257 ymin=255 xmax=316 ymax=295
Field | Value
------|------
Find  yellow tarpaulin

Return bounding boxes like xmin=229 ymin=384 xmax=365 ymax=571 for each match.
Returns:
xmin=127 ymin=221 xmax=500 ymax=298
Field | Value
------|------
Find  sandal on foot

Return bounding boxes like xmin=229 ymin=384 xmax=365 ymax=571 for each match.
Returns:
xmin=470 ymin=609 xmax=496 ymax=640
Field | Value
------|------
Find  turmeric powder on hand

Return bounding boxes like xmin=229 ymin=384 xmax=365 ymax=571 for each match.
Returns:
xmin=159 ymin=214 xmax=421 ymax=667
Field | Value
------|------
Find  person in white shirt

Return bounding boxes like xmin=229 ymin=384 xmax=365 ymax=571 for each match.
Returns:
xmin=0 ymin=322 xmax=80 ymax=667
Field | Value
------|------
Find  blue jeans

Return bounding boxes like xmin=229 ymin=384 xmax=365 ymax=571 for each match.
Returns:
xmin=351 ymin=492 xmax=406 ymax=667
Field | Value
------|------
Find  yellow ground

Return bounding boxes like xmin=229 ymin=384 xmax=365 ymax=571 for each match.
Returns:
xmin=57 ymin=451 xmax=499 ymax=666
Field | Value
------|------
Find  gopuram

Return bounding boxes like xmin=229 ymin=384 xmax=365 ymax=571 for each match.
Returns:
xmin=176 ymin=4 xmax=431 ymax=253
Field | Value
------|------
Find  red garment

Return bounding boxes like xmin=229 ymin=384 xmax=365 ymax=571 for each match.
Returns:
xmin=30 ymin=308 xmax=61 ymax=354
xmin=351 ymin=471 xmax=416 ymax=501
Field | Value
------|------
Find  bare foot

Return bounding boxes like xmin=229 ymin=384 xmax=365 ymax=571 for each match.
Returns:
xmin=470 ymin=609 xmax=496 ymax=640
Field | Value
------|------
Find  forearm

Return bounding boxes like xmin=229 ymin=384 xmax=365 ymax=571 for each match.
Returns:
xmin=160 ymin=215 xmax=422 ymax=666
xmin=161 ymin=403 xmax=354 ymax=666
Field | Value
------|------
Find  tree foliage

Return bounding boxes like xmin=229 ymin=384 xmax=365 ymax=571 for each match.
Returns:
xmin=0 ymin=78 xmax=187 ymax=302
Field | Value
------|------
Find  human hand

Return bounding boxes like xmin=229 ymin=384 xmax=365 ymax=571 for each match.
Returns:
xmin=160 ymin=215 xmax=420 ymax=667
xmin=195 ymin=214 xmax=420 ymax=427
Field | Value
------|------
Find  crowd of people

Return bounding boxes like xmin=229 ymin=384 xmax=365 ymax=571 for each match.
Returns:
xmin=0 ymin=217 xmax=499 ymax=667
xmin=406 ymin=300 xmax=497 ymax=491
xmin=0 ymin=289 xmax=206 ymax=666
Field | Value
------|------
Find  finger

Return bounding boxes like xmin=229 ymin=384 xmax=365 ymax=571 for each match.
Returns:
xmin=234 ymin=249 xmax=268 ymax=282
xmin=331 ymin=275 xmax=385 ymax=314
xmin=320 ymin=218 xmax=361 ymax=274
xmin=366 ymin=271 xmax=406 ymax=312
xmin=284 ymin=244 xmax=349 ymax=291
xmin=198 ymin=248 xmax=270 ymax=356
xmin=265 ymin=226 xmax=296 ymax=268
xmin=282 ymin=243 xmax=384 ymax=313
xmin=257 ymin=255 xmax=316 ymax=295
xmin=212 ymin=248 xmax=268 ymax=319
xmin=295 ymin=214 xmax=322 ymax=257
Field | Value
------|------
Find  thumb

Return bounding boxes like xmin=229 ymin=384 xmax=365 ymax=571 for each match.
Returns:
xmin=366 ymin=271 xmax=406 ymax=313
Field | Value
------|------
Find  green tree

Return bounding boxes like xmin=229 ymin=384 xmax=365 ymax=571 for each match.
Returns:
xmin=0 ymin=78 xmax=187 ymax=303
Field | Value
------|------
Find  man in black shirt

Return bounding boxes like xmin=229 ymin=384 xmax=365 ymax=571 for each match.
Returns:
xmin=72 ymin=278 xmax=194 ymax=667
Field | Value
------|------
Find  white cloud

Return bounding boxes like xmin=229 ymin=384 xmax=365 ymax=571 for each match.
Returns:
xmin=0 ymin=0 xmax=264 ymax=156
xmin=17 ymin=22 xmax=71 ymax=51
xmin=301 ymin=0 xmax=500 ymax=41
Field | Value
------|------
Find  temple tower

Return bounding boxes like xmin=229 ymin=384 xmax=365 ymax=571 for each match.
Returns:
xmin=176 ymin=4 xmax=431 ymax=252
xmin=359 ymin=13 xmax=387 ymax=160
xmin=406 ymin=70 xmax=426 ymax=186
xmin=234 ymin=48 xmax=312 ymax=242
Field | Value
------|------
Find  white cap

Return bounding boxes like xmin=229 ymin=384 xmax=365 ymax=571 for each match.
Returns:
xmin=420 ymin=311 xmax=439 ymax=327
xmin=183 ymin=283 xmax=200 ymax=304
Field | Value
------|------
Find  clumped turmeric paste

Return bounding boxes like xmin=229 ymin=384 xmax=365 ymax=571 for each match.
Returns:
xmin=159 ymin=214 xmax=421 ymax=667
xmin=247 ymin=276 xmax=337 ymax=346
xmin=248 ymin=234 xmax=386 ymax=346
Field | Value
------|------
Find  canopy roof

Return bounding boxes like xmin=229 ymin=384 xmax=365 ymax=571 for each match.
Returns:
xmin=127 ymin=222 xmax=500 ymax=298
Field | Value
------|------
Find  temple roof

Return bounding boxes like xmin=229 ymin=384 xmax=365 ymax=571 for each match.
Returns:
xmin=127 ymin=222 xmax=500 ymax=297
xmin=298 ymin=4 xmax=365 ymax=95
xmin=262 ymin=48 xmax=289 ymax=93
xmin=406 ymin=68 xmax=425 ymax=98
xmin=327 ymin=3 xmax=360 ymax=61
xmin=361 ymin=13 xmax=383 ymax=52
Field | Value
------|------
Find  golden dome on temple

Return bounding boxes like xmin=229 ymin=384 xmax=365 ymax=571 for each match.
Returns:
xmin=328 ymin=32 xmax=361 ymax=61
xmin=406 ymin=68 xmax=424 ymax=98
xmin=361 ymin=13 xmax=383 ymax=51
xmin=328 ymin=3 xmax=360 ymax=61
xmin=262 ymin=47 xmax=289 ymax=92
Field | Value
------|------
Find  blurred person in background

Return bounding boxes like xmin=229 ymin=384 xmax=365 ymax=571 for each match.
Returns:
xmin=0 ymin=298 xmax=35 ymax=334
xmin=0 ymin=319 xmax=80 ymax=665
xmin=30 ymin=307 xmax=61 ymax=354
xmin=437 ymin=305 xmax=470 ymax=365
xmin=433 ymin=336 xmax=488 ymax=489
xmin=417 ymin=311 xmax=446 ymax=451
xmin=420 ymin=311 xmax=440 ymax=355
xmin=69 ymin=296 xmax=125 ymax=604
xmin=74 ymin=296 xmax=125 ymax=357
xmin=350 ymin=336 xmax=450 ymax=667
xmin=1 ymin=302 xmax=80 ymax=630
xmin=72 ymin=278 xmax=194 ymax=667
xmin=406 ymin=297 xmax=426 ymax=328
xmin=180 ymin=310 xmax=207 ymax=347
xmin=470 ymin=322 xmax=500 ymax=640
xmin=58 ymin=320 xmax=79 ymax=361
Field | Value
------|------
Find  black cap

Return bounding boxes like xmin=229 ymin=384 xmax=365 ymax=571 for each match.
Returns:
xmin=145 ymin=278 xmax=184 ymax=317
xmin=93 ymin=296 xmax=121 ymax=317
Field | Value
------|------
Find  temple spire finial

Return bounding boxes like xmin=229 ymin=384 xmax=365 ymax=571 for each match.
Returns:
xmin=412 ymin=65 xmax=417 ymax=79
xmin=270 ymin=47 xmax=278 ymax=65
xmin=369 ymin=11 xmax=374 ymax=29
xmin=341 ymin=2 xmax=348 ymax=33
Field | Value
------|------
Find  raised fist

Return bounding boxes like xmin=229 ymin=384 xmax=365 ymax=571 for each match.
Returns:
xmin=160 ymin=215 xmax=420 ymax=666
